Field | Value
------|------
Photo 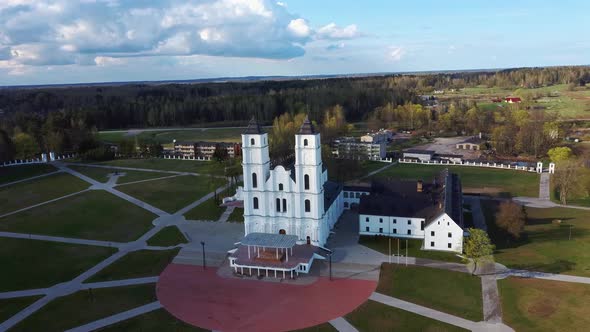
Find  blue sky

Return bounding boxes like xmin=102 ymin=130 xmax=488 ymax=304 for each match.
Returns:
xmin=0 ymin=0 xmax=588 ymax=85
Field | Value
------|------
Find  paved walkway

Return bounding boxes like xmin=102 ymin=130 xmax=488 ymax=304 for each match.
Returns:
xmin=0 ymin=231 xmax=125 ymax=248
xmin=329 ymin=317 xmax=359 ymax=332
xmin=114 ymin=174 xmax=181 ymax=187
xmin=65 ymin=301 xmax=162 ymax=332
xmin=0 ymin=189 xmax=90 ymax=218
xmin=539 ymin=173 xmax=550 ymax=200
xmin=218 ymin=206 xmax=235 ymax=223
xmin=62 ymin=162 xmax=226 ymax=178
xmin=0 ymin=170 xmax=63 ymax=188
xmin=479 ymin=261 xmax=503 ymax=323
xmin=351 ymin=161 xmax=397 ymax=183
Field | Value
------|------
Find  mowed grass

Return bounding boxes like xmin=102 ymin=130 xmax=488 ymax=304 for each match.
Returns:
xmin=0 ymin=190 xmax=156 ymax=242
xmin=376 ymin=163 xmax=539 ymax=197
xmin=345 ymin=300 xmax=467 ymax=332
xmin=0 ymin=238 xmax=116 ymax=292
xmin=86 ymin=248 xmax=180 ymax=282
xmin=499 ymin=277 xmax=590 ymax=332
xmin=227 ymin=207 xmax=244 ymax=223
xmin=0 ymin=173 xmax=89 ymax=215
xmin=482 ymin=201 xmax=590 ymax=276
xmin=69 ymin=164 xmax=172 ymax=185
xmin=11 ymin=284 xmax=156 ymax=332
xmin=184 ymin=193 xmax=226 ymax=221
xmin=0 ymin=164 xmax=57 ymax=184
xmin=96 ymin=308 xmax=207 ymax=332
xmin=377 ymin=264 xmax=482 ymax=321
xmin=68 ymin=165 xmax=115 ymax=183
xmin=118 ymin=175 xmax=226 ymax=213
xmin=359 ymin=236 xmax=463 ymax=263
xmin=98 ymin=127 xmax=244 ymax=144
xmin=84 ymin=158 xmax=227 ymax=176
xmin=0 ymin=296 xmax=43 ymax=322
xmin=147 ymin=226 xmax=187 ymax=247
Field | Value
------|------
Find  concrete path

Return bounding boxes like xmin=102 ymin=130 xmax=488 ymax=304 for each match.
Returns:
xmin=80 ymin=277 xmax=159 ymax=290
xmin=0 ymin=288 xmax=48 ymax=300
xmin=218 ymin=206 xmax=235 ymax=223
xmin=62 ymin=162 xmax=226 ymax=178
xmin=465 ymin=196 xmax=487 ymax=231
xmin=105 ymin=172 xmax=125 ymax=186
xmin=539 ymin=173 xmax=550 ymax=200
xmin=0 ymin=231 xmax=125 ymax=248
xmin=329 ymin=317 xmax=359 ymax=332
xmin=0 ymin=295 xmax=55 ymax=331
xmin=0 ymin=170 xmax=62 ymax=188
xmin=482 ymin=275 xmax=503 ymax=323
xmin=114 ymin=174 xmax=181 ymax=187
xmin=498 ymin=268 xmax=590 ymax=284
xmin=65 ymin=301 xmax=162 ymax=332
xmin=352 ymin=161 xmax=397 ymax=182
xmin=174 ymin=182 xmax=231 ymax=216
xmin=0 ymin=189 xmax=90 ymax=218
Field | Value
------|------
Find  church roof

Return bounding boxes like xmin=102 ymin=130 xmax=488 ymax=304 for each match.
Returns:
xmin=298 ymin=116 xmax=317 ymax=135
xmin=243 ymin=117 xmax=264 ymax=135
xmin=240 ymin=232 xmax=298 ymax=248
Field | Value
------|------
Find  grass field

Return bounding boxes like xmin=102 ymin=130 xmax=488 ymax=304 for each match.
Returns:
xmin=482 ymin=201 xmax=590 ymax=276
xmin=0 ymin=190 xmax=156 ymax=242
xmin=97 ymin=308 xmax=207 ymax=332
xmin=68 ymin=165 xmax=115 ymax=183
xmin=147 ymin=226 xmax=187 ymax=247
xmin=0 ymin=164 xmax=57 ymax=184
xmin=98 ymin=127 xmax=244 ymax=144
xmin=117 ymin=175 xmax=226 ymax=213
xmin=227 ymin=207 xmax=244 ymax=223
xmin=0 ymin=296 xmax=42 ymax=322
xmin=375 ymin=163 xmax=539 ymax=197
xmin=359 ymin=236 xmax=463 ymax=263
xmin=86 ymin=249 xmax=180 ymax=282
xmin=0 ymin=173 xmax=89 ymax=215
xmin=499 ymin=277 xmax=590 ymax=332
xmin=0 ymin=238 xmax=116 ymax=292
xmin=11 ymin=284 xmax=156 ymax=332
xmin=184 ymin=193 xmax=226 ymax=221
xmin=68 ymin=164 xmax=175 ymax=185
xmin=345 ymin=300 xmax=467 ymax=332
xmin=377 ymin=264 xmax=482 ymax=321
xmin=83 ymin=158 xmax=226 ymax=176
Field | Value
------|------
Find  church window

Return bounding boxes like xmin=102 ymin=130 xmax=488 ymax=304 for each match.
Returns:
xmin=304 ymin=139 xmax=308 ymax=146
xmin=282 ymin=199 xmax=287 ymax=212
xmin=365 ymin=217 xmax=369 ymax=222
xmin=431 ymin=241 xmax=435 ymax=247
xmin=448 ymin=243 xmax=452 ymax=249
xmin=448 ymin=232 xmax=452 ymax=238
xmin=304 ymin=174 xmax=310 ymax=190
xmin=379 ymin=228 xmax=383 ymax=233
xmin=393 ymin=229 xmax=397 ymax=234
xmin=355 ymin=192 xmax=360 ymax=198
xmin=276 ymin=198 xmax=281 ymax=212
xmin=431 ymin=231 xmax=435 ymax=236
xmin=365 ymin=226 xmax=370 ymax=232
xmin=279 ymin=183 xmax=283 ymax=191
xmin=407 ymin=230 xmax=411 ymax=235
xmin=407 ymin=220 xmax=411 ymax=225
xmin=252 ymin=173 xmax=257 ymax=188
xmin=393 ymin=219 xmax=397 ymax=224
xmin=305 ymin=199 xmax=311 ymax=212
xmin=344 ymin=192 xmax=349 ymax=198
xmin=253 ymin=197 xmax=259 ymax=209
xmin=251 ymin=138 xmax=255 ymax=145
xmin=421 ymin=220 xmax=425 ymax=230
xmin=379 ymin=218 xmax=383 ymax=223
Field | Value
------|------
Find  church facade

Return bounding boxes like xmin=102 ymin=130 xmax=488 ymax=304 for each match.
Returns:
xmin=241 ymin=117 xmax=344 ymax=247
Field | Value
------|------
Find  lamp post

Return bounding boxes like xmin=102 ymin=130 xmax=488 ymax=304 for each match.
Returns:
xmin=328 ymin=252 xmax=333 ymax=281
xmin=201 ymin=241 xmax=206 ymax=270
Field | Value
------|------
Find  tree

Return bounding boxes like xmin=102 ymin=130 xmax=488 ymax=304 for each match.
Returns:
xmin=322 ymin=105 xmax=352 ymax=142
xmin=464 ymin=228 xmax=495 ymax=275
xmin=495 ymin=202 xmax=526 ymax=240
xmin=268 ymin=112 xmax=308 ymax=160
xmin=0 ymin=129 xmax=16 ymax=162
xmin=548 ymin=146 xmax=573 ymax=163
xmin=553 ymin=159 xmax=581 ymax=205
xmin=212 ymin=144 xmax=229 ymax=162
xmin=13 ymin=132 xmax=40 ymax=159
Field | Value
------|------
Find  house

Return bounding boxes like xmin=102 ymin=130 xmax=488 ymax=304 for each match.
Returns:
xmin=358 ymin=170 xmax=465 ymax=253
xmin=360 ymin=129 xmax=392 ymax=144
xmin=402 ymin=149 xmax=435 ymax=162
xmin=173 ymin=141 xmax=242 ymax=158
xmin=332 ymin=137 xmax=386 ymax=160
xmin=505 ymin=97 xmax=522 ymax=103
xmin=456 ymin=136 xmax=484 ymax=151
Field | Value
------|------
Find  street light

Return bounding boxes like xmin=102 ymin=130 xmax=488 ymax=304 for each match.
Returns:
xmin=201 ymin=241 xmax=206 ymax=270
xmin=328 ymin=252 xmax=333 ymax=281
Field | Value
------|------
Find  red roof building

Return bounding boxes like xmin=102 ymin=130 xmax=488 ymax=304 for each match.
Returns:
xmin=505 ymin=97 xmax=522 ymax=103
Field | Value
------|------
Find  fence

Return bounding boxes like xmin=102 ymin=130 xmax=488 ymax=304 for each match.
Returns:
xmin=398 ymin=158 xmax=555 ymax=174
xmin=1 ymin=153 xmax=76 ymax=167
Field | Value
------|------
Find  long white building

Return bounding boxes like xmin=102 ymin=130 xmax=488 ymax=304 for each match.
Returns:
xmin=241 ymin=117 xmax=344 ymax=247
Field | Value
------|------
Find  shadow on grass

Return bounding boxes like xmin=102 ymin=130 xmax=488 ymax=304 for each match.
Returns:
xmin=502 ymin=259 xmax=577 ymax=275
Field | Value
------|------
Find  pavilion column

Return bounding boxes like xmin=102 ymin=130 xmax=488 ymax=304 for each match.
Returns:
xmin=283 ymin=270 xmax=285 ymax=279
xmin=276 ymin=248 xmax=278 ymax=259
xmin=248 ymin=245 xmax=250 ymax=259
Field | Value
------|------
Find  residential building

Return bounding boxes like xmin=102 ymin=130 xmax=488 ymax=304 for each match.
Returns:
xmin=173 ymin=141 xmax=242 ymax=158
xmin=403 ymin=149 xmax=435 ymax=162
xmin=332 ymin=137 xmax=386 ymax=160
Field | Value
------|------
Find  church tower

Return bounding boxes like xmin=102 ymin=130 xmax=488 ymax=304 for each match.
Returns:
xmin=294 ymin=117 xmax=325 ymax=222
xmin=241 ymin=117 xmax=270 ymax=235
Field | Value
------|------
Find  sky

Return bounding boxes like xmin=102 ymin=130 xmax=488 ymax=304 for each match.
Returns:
xmin=0 ymin=0 xmax=589 ymax=85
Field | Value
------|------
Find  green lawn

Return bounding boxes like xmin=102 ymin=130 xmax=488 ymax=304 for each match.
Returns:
xmin=0 ymin=238 xmax=116 ymax=292
xmin=0 ymin=164 xmax=57 ymax=184
xmin=0 ymin=173 xmax=89 ymax=215
xmin=86 ymin=249 xmax=180 ymax=282
xmin=184 ymin=195 xmax=225 ymax=221
xmin=116 ymin=170 xmax=173 ymax=184
xmin=499 ymin=277 xmax=590 ymax=332
xmin=118 ymin=175 xmax=226 ymax=213
xmin=359 ymin=236 xmax=464 ymax=263
xmin=482 ymin=201 xmax=590 ymax=276
xmin=147 ymin=226 xmax=187 ymax=247
xmin=98 ymin=127 xmax=244 ymax=144
xmin=68 ymin=165 xmax=116 ymax=183
xmin=376 ymin=163 xmax=539 ymax=197
xmin=345 ymin=300 xmax=467 ymax=332
xmin=0 ymin=296 xmax=43 ymax=322
xmin=0 ymin=191 xmax=156 ymax=242
xmin=377 ymin=264 xmax=483 ymax=321
xmin=227 ymin=207 xmax=244 ymax=223
xmin=96 ymin=308 xmax=207 ymax=332
xmin=82 ymin=158 xmax=227 ymax=176
xmin=11 ymin=284 xmax=157 ymax=332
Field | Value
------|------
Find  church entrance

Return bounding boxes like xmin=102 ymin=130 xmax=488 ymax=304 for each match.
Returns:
xmin=306 ymin=236 xmax=311 ymax=245
xmin=279 ymin=229 xmax=286 ymax=235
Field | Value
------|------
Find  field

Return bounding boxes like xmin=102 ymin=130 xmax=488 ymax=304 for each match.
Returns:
xmin=87 ymin=249 xmax=180 ymax=282
xmin=117 ymin=175 xmax=226 ymax=213
xmin=98 ymin=127 xmax=245 ymax=145
xmin=482 ymin=201 xmax=590 ymax=276
xmin=0 ymin=190 xmax=156 ymax=242
xmin=97 ymin=308 xmax=207 ymax=332
xmin=0 ymin=164 xmax=57 ymax=184
xmin=147 ymin=226 xmax=187 ymax=247
xmin=11 ymin=284 xmax=156 ymax=332
xmin=0 ymin=296 xmax=42 ymax=322
xmin=359 ymin=236 xmax=463 ymax=263
xmin=345 ymin=300 xmax=467 ymax=332
xmin=376 ymin=264 xmax=482 ymax=321
xmin=0 ymin=173 xmax=89 ymax=215
xmin=82 ymin=158 xmax=226 ymax=176
xmin=375 ymin=163 xmax=539 ymax=197
xmin=499 ymin=277 xmax=590 ymax=332
xmin=0 ymin=238 xmax=116 ymax=292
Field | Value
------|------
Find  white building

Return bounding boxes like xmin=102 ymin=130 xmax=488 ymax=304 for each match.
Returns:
xmin=358 ymin=170 xmax=465 ymax=253
xmin=403 ymin=149 xmax=435 ymax=162
xmin=241 ymin=117 xmax=344 ymax=247
xmin=332 ymin=137 xmax=386 ymax=161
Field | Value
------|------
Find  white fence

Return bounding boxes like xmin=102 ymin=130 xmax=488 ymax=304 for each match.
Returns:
xmin=398 ymin=158 xmax=555 ymax=174
xmin=161 ymin=155 xmax=212 ymax=161
xmin=1 ymin=153 xmax=76 ymax=167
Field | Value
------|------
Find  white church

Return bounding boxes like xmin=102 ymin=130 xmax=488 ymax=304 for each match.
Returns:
xmin=240 ymin=117 xmax=344 ymax=247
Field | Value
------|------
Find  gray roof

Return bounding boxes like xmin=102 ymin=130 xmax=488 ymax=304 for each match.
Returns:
xmin=298 ymin=116 xmax=317 ymax=135
xmin=240 ymin=232 xmax=298 ymax=248
xmin=244 ymin=117 xmax=264 ymax=134
xmin=404 ymin=149 xmax=435 ymax=155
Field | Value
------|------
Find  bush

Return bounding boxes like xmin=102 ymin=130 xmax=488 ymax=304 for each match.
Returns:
xmin=80 ymin=146 xmax=115 ymax=161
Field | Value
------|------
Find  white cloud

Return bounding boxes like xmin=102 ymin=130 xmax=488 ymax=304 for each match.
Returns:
xmin=316 ymin=23 xmax=360 ymax=40
xmin=94 ymin=56 xmax=125 ymax=66
xmin=388 ymin=46 xmax=405 ymax=61
xmin=288 ymin=18 xmax=311 ymax=38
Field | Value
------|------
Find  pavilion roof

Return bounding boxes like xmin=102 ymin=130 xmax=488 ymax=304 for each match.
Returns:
xmin=240 ymin=232 xmax=298 ymax=248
